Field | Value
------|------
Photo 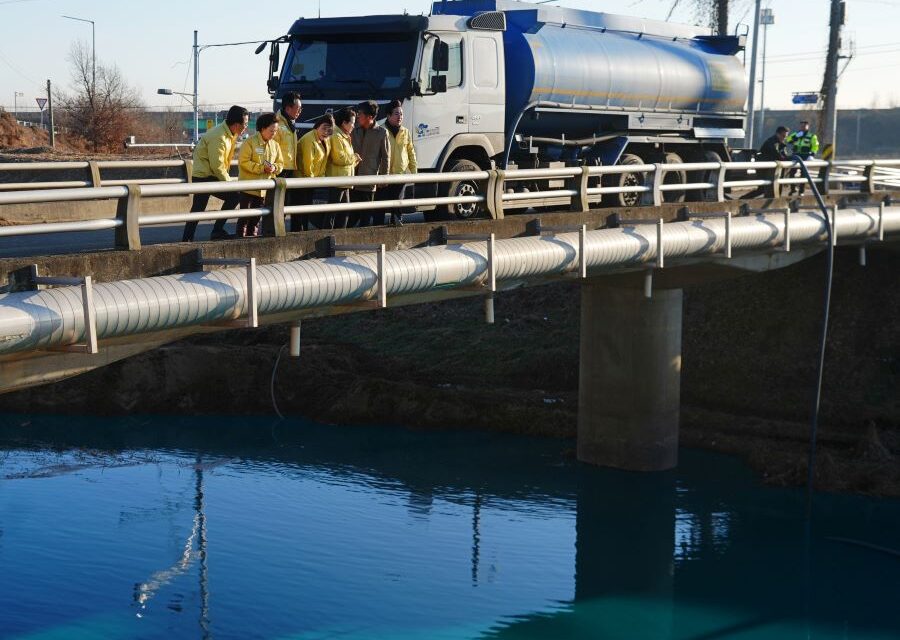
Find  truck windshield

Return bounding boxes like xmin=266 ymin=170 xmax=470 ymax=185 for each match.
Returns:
xmin=282 ymin=34 xmax=418 ymax=98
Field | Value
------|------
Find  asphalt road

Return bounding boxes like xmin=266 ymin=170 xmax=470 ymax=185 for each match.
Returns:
xmin=0 ymin=213 xmax=429 ymax=259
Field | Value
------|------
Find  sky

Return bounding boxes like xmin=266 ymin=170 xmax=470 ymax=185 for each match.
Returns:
xmin=0 ymin=0 xmax=894 ymax=116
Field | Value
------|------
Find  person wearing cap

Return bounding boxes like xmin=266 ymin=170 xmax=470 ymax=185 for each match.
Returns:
xmin=786 ymin=120 xmax=820 ymax=195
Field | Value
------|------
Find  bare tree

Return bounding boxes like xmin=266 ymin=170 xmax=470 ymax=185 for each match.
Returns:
xmin=60 ymin=41 xmax=143 ymax=152
xmin=667 ymin=0 xmax=750 ymax=35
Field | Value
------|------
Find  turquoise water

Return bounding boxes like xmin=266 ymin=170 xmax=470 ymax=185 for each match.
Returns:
xmin=0 ymin=414 xmax=898 ymax=640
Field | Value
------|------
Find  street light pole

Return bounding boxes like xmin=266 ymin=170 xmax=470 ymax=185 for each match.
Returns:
xmin=62 ymin=15 xmax=95 ymax=93
xmin=758 ymin=8 xmax=774 ymax=147
xmin=745 ymin=0 xmax=762 ymax=149
xmin=13 ymin=91 xmax=23 ymax=121
xmin=193 ymin=30 xmax=200 ymax=144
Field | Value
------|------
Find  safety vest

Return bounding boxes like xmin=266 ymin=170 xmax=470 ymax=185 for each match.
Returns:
xmin=788 ymin=131 xmax=819 ymax=157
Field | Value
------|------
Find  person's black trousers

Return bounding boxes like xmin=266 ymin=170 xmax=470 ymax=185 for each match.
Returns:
xmin=182 ymin=175 xmax=239 ymax=241
xmin=348 ymin=190 xmax=376 ymax=227
xmin=376 ymin=183 xmax=406 ymax=225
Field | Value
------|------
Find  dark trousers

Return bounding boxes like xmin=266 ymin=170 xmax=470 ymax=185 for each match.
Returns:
xmin=182 ymin=175 xmax=239 ymax=241
xmin=348 ymin=189 xmax=376 ymax=227
xmin=376 ymin=183 xmax=406 ymax=225
xmin=289 ymin=188 xmax=313 ymax=232
xmin=237 ymin=193 xmax=264 ymax=237
xmin=789 ymin=156 xmax=812 ymax=194
xmin=740 ymin=169 xmax=777 ymax=200
xmin=314 ymin=188 xmax=350 ymax=230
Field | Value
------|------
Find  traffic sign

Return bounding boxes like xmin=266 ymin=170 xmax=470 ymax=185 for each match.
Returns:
xmin=35 ymin=97 xmax=47 ymax=110
xmin=792 ymin=93 xmax=819 ymax=105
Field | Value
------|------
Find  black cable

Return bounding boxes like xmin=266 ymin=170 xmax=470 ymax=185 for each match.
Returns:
xmin=270 ymin=344 xmax=287 ymax=419
xmin=790 ymin=155 xmax=835 ymax=518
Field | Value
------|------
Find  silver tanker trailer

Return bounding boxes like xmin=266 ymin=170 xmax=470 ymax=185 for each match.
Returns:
xmin=259 ymin=0 xmax=748 ymax=215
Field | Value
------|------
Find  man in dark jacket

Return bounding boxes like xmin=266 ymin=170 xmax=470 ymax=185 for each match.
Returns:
xmin=349 ymin=100 xmax=390 ymax=227
xmin=742 ymin=126 xmax=790 ymax=200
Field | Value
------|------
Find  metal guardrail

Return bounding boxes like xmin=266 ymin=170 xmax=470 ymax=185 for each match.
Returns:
xmin=0 ymin=158 xmax=898 ymax=250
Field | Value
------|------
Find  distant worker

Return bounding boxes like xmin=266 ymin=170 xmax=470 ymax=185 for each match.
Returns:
xmin=349 ymin=100 xmax=390 ymax=227
xmin=742 ymin=125 xmax=791 ymax=200
xmin=182 ymin=105 xmax=249 ymax=242
xmin=275 ymin=92 xmax=305 ymax=231
xmin=787 ymin=119 xmax=820 ymax=195
xmin=236 ymin=112 xmax=283 ymax=238
xmin=324 ymin=107 xmax=361 ymax=229
xmin=380 ymin=99 xmax=417 ymax=227
xmin=298 ymin=113 xmax=334 ymax=230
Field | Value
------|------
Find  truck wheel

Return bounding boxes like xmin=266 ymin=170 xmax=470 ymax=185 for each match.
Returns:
xmin=605 ymin=154 xmax=647 ymax=208
xmin=442 ymin=158 xmax=484 ymax=219
xmin=662 ymin=152 xmax=686 ymax=203
xmin=687 ymin=150 xmax=723 ymax=202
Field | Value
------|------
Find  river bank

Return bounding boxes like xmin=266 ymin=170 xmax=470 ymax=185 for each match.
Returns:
xmin=1 ymin=245 xmax=897 ymax=495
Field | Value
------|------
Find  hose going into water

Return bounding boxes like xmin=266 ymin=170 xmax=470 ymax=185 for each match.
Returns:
xmin=789 ymin=155 xmax=834 ymax=516
xmin=270 ymin=344 xmax=287 ymax=420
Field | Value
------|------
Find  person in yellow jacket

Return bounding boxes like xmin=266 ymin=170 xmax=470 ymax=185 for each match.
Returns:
xmin=293 ymin=113 xmax=334 ymax=231
xmin=380 ymin=99 xmax=417 ymax=226
xmin=237 ymin=112 xmax=284 ymax=237
xmin=323 ymin=107 xmax=361 ymax=229
xmin=182 ymin=105 xmax=249 ymax=241
xmin=275 ymin=92 xmax=303 ymax=231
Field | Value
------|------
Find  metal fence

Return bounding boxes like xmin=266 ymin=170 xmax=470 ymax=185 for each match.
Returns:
xmin=0 ymin=157 xmax=898 ymax=250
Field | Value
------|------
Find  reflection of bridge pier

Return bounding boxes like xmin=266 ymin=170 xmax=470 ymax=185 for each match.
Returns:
xmin=578 ymin=282 xmax=682 ymax=471
xmin=575 ymin=470 xmax=676 ymax=638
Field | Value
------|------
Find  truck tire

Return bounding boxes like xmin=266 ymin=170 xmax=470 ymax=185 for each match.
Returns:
xmin=662 ymin=152 xmax=686 ymax=203
xmin=604 ymin=153 xmax=647 ymax=208
xmin=442 ymin=158 xmax=484 ymax=219
xmin=686 ymin=150 xmax=723 ymax=202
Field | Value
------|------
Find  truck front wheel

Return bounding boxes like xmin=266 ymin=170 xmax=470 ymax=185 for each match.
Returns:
xmin=441 ymin=158 xmax=484 ymax=219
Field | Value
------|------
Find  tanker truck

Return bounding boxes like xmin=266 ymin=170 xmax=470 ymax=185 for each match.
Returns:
xmin=258 ymin=0 xmax=748 ymax=217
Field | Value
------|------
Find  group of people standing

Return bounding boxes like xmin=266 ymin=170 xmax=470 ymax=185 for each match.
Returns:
xmin=182 ymin=94 xmax=417 ymax=242
xmin=742 ymin=119 xmax=820 ymax=199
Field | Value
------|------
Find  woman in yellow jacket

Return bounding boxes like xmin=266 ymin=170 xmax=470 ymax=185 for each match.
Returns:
xmin=324 ymin=107 xmax=361 ymax=229
xmin=381 ymin=99 xmax=418 ymax=226
xmin=237 ymin=112 xmax=284 ymax=237
xmin=295 ymin=113 xmax=334 ymax=231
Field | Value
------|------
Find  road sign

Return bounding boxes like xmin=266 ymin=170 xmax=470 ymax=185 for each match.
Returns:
xmin=792 ymin=93 xmax=819 ymax=105
xmin=35 ymin=97 xmax=47 ymax=110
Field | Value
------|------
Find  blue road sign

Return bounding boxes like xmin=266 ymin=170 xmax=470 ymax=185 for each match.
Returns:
xmin=792 ymin=93 xmax=819 ymax=105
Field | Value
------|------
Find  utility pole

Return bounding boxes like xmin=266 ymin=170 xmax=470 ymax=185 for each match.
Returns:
xmin=47 ymin=80 xmax=55 ymax=149
xmin=716 ymin=0 xmax=728 ymax=35
xmin=820 ymin=0 xmax=845 ymax=159
xmin=758 ymin=8 xmax=774 ymax=148
xmin=745 ymin=0 xmax=762 ymax=149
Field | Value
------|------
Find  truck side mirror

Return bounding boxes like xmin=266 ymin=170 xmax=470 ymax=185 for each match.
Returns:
xmin=269 ymin=43 xmax=280 ymax=70
xmin=432 ymin=41 xmax=450 ymax=72
xmin=267 ymin=75 xmax=279 ymax=92
xmin=429 ymin=75 xmax=447 ymax=94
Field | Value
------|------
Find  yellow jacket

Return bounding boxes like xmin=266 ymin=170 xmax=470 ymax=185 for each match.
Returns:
xmin=326 ymin=129 xmax=356 ymax=179
xmin=192 ymin=122 xmax=238 ymax=182
xmin=298 ymin=129 xmax=331 ymax=178
xmin=238 ymin=132 xmax=284 ymax=198
xmin=275 ymin=111 xmax=299 ymax=173
xmin=388 ymin=126 xmax=417 ymax=175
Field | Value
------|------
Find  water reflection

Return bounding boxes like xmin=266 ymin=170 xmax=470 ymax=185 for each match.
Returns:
xmin=0 ymin=414 xmax=898 ymax=640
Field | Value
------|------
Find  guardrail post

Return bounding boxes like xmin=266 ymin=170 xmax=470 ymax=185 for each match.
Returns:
xmin=819 ymin=162 xmax=832 ymax=196
xmin=87 ymin=161 xmax=102 ymax=188
xmin=484 ymin=169 xmax=505 ymax=220
xmin=115 ymin=184 xmax=142 ymax=250
xmin=642 ymin=164 xmax=664 ymax=207
xmin=183 ymin=159 xmax=193 ymax=183
xmin=567 ymin=166 xmax=590 ymax=212
xmin=862 ymin=162 xmax=876 ymax=194
xmin=707 ymin=163 xmax=726 ymax=202
xmin=266 ymin=178 xmax=287 ymax=237
xmin=769 ymin=164 xmax=784 ymax=199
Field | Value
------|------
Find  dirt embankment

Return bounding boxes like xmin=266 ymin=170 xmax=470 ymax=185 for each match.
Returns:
xmin=1 ymin=247 xmax=898 ymax=496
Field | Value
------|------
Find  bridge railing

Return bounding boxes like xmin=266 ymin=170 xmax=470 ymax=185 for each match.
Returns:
xmin=0 ymin=158 xmax=898 ymax=250
xmin=0 ymin=159 xmax=192 ymax=192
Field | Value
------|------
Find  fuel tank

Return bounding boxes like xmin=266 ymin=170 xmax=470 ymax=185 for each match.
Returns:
xmin=434 ymin=0 xmax=747 ymax=136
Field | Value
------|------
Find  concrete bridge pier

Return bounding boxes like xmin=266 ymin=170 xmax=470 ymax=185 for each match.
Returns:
xmin=577 ymin=282 xmax=683 ymax=471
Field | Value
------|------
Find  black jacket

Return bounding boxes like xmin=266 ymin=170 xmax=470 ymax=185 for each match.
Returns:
xmin=757 ymin=135 xmax=789 ymax=162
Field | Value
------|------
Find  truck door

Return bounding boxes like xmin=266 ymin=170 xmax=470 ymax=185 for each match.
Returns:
xmin=467 ymin=34 xmax=504 ymax=140
xmin=414 ymin=33 xmax=468 ymax=170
